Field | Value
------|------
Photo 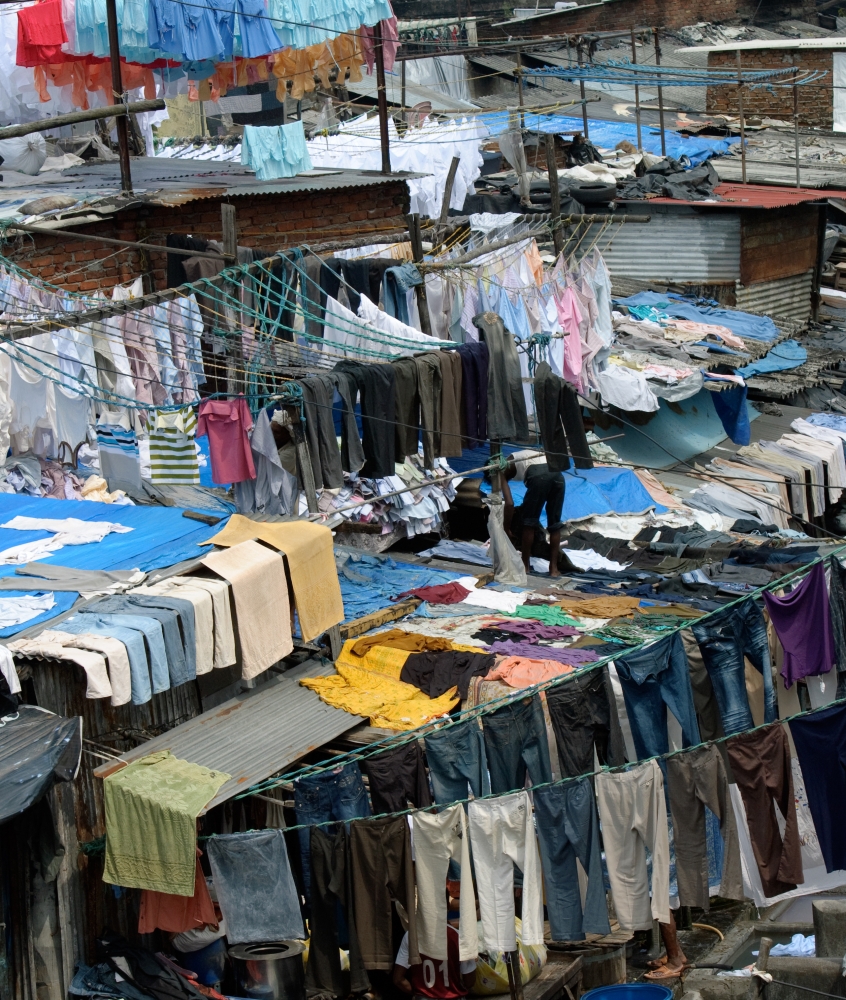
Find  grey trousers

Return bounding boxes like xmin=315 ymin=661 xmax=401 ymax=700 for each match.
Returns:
xmin=667 ymin=744 xmax=744 ymax=909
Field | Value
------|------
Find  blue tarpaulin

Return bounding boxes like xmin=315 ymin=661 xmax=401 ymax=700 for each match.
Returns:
xmin=615 ymin=292 xmax=780 ymax=342
xmin=0 ymin=495 xmax=230 ymax=635
xmin=479 ymin=113 xmax=739 ymax=167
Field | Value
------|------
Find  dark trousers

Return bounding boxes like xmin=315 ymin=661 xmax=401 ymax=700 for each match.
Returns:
xmin=392 ymin=357 xmax=420 ymax=460
xmin=546 ymin=670 xmax=614 ymax=778
xmin=351 ymin=816 xmax=419 ymax=970
xmin=481 ymin=694 xmax=552 ymax=793
xmin=727 ymin=724 xmax=803 ymax=897
xmin=534 ymin=779 xmax=610 ymax=941
xmin=334 ymin=360 xmax=396 ymax=478
xmin=300 ymin=375 xmax=344 ymax=489
xmin=456 ymin=342 xmax=488 ymax=447
xmin=789 ymin=703 xmax=846 ymax=873
xmin=307 ymin=827 xmax=370 ymax=995
xmin=360 ymin=741 xmax=432 ymax=815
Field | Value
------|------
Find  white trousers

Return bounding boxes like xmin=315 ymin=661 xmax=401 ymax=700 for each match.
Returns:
xmin=413 ymin=805 xmax=478 ymax=961
xmin=596 ymin=759 xmax=670 ymax=930
xmin=468 ymin=791 xmax=543 ymax=952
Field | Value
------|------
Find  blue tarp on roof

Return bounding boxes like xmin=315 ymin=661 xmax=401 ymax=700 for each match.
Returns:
xmin=479 ymin=113 xmax=739 ymax=166
xmin=0 ymin=494 xmax=230 ymax=635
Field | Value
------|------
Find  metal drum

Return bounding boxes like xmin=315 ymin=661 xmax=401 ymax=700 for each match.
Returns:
xmin=228 ymin=940 xmax=306 ymax=1000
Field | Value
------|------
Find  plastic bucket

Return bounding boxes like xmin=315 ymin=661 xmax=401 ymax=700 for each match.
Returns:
xmin=581 ymin=986 xmax=674 ymax=1000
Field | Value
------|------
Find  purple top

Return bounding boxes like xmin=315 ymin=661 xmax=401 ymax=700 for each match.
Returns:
xmin=763 ymin=561 xmax=836 ymax=688
xmin=488 ymin=620 xmax=581 ymax=640
xmin=486 ymin=640 xmax=599 ymax=666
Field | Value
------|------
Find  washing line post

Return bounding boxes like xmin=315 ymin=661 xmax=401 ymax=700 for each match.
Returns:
xmin=374 ymin=20 xmax=392 ymax=174
xmin=105 ymin=0 xmax=133 ymax=193
xmin=737 ymin=50 xmax=747 ymax=184
xmin=546 ymin=136 xmax=565 ymax=256
xmin=577 ymin=41 xmax=589 ymax=138
xmin=653 ymin=27 xmax=666 ymax=157
xmin=407 ymin=213 xmax=433 ymax=335
xmin=516 ymin=45 xmax=525 ymax=129
xmin=630 ymin=28 xmax=643 ymax=152
xmin=793 ymin=77 xmax=801 ymax=189
xmin=401 ymin=58 xmax=406 ymax=119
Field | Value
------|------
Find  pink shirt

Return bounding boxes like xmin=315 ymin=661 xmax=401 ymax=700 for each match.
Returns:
xmin=197 ymin=397 xmax=256 ymax=485
xmin=487 ymin=656 xmax=574 ymax=688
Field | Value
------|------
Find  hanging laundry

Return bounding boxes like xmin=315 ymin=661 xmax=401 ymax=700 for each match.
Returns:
xmin=241 ymin=121 xmax=312 ymax=180
xmin=473 ymin=311 xmax=529 ymax=442
xmin=763 ymin=562 xmax=836 ymax=688
xmin=138 ymin=853 xmax=217 ymax=934
xmin=197 ymin=396 xmax=255 ymax=485
xmin=97 ymin=420 xmax=142 ymax=490
xmin=533 ymin=361 xmax=593 ymax=471
xmin=148 ymin=406 xmax=200 ymax=485
xmin=16 ymin=0 xmax=68 ymax=66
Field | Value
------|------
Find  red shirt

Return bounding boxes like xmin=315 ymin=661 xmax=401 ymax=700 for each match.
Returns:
xmin=397 ymin=926 xmax=474 ymax=1000
xmin=197 ymin=397 xmax=256 ymax=485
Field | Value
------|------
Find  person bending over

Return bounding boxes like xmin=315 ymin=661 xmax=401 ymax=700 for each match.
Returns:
xmin=502 ymin=459 xmax=565 ymax=578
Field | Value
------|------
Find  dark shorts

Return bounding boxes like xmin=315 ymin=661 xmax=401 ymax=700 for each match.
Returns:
xmin=519 ymin=465 xmax=565 ymax=531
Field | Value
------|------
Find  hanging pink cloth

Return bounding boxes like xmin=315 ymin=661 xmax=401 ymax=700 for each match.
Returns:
xmin=360 ymin=16 xmax=399 ymax=74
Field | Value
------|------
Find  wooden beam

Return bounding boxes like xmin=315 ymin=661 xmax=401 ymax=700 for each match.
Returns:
xmin=0 ymin=99 xmax=166 ymax=141
xmin=5 ymin=222 xmax=235 ymax=261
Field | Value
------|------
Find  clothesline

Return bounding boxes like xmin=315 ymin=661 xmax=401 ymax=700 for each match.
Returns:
xmin=244 ymin=539 xmax=846 ymax=793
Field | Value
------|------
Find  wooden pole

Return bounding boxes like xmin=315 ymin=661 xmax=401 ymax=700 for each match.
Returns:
xmin=746 ymin=937 xmax=772 ymax=1000
xmin=5 ymin=222 xmax=235 ymax=261
xmin=374 ymin=21 xmax=392 ymax=174
xmin=516 ymin=46 xmax=525 ymax=129
xmin=546 ymin=136 xmax=565 ymax=257
xmin=437 ymin=155 xmax=461 ymax=247
xmin=737 ymin=50 xmax=747 ymax=184
xmin=793 ymin=78 xmax=801 ymax=189
xmin=401 ymin=58 xmax=406 ymax=119
xmin=221 ymin=203 xmax=240 ymax=395
xmin=105 ymin=0 xmax=133 ymax=193
xmin=653 ymin=28 xmax=666 ymax=157
xmin=0 ymin=99 xmax=165 ymax=141
xmin=407 ymin=214 xmax=432 ymax=335
xmin=577 ymin=42 xmax=589 ymax=138
xmin=630 ymin=28 xmax=643 ymax=152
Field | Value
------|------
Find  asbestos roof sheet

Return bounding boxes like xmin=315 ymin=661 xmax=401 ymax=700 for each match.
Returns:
xmin=93 ymin=658 xmax=363 ymax=809
xmin=625 ymin=182 xmax=846 ymax=208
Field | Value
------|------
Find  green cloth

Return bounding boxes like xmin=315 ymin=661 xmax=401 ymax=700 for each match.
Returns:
xmin=506 ymin=605 xmax=581 ymax=627
xmin=103 ymin=750 xmax=230 ymax=896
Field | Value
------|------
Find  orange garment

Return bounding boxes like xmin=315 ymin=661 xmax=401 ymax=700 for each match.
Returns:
xmin=351 ymin=629 xmax=454 ymax=656
xmin=138 ymin=855 xmax=216 ymax=934
xmin=555 ymin=595 xmax=642 ymax=618
xmin=487 ymin=656 xmax=574 ymax=688
xmin=524 ymin=241 xmax=544 ymax=286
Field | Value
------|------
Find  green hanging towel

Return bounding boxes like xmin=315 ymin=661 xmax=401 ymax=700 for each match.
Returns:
xmin=103 ymin=750 xmax=230 ymax=897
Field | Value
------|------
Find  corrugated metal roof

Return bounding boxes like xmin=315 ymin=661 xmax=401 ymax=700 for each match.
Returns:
xmin=735 ymin=270 xmax=814 ymax=321
xmin=344 ymin=73 xmax=478 ymax=112
xmin=585 ymin=213 xmax=741 ymax=282
xmin=93 ymin=658 xmax=363 ymax=810
xmin=625 ymin=182 xmax=846 ymax=209
xmin=682 ymin=37 xmax=846 ymax=52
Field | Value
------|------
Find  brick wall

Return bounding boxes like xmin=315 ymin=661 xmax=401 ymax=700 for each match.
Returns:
xmin=478 ymin=0 xmax=816 ymax=40
xmin=7 ymin=180 xmax=410 ymax=294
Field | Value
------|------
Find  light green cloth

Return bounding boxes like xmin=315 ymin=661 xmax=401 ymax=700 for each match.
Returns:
xmin=505 ymin=605 xmax=581 ymax=627
xmin=103 ymin=750 xmax=230 ymax=896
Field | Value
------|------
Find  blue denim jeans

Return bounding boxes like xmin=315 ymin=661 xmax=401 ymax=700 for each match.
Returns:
xmin=78 ymin=611 xmax=170 ymax=695
xmin=481 ymin=695 xmax=552 ymax=794
xmin=424 ymin=719 xmax=490 ymax=804
xmin=59 ymin=615 xmax=152 ymax=705
xmin=692 ymin=598 xmax=776 ymax=735
xmin=534 ymin=779 xmax=611 ymax=941
xmin=206 ymin=829 xmax=304 ymax=944
xmin=614 ymin=632 xmax=701 ymax=761
xmin=294 ymin=762 xmax=370 ymax=901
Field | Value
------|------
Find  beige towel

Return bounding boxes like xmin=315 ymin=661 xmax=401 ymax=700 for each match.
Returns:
xmin=202 ymin=515 xmax=343 ymax=642
xmin=201 ymin=540 xmax=293 ymax=679
xmin=136 ymin=582 xmax=215 ymax=676
xmin=169 ymin=575 xmax=237 ymax=670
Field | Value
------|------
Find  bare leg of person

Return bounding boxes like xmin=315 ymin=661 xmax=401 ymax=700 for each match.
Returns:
xmin=521 ymin=526 xmax=534 ymax=571
xmin=549 ymin=529 xmax=561 ymax=577
xmin=645 ymin=914 xmax=688 ymax=980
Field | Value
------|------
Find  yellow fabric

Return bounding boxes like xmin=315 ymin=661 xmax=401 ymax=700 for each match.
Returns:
xmin=301 ymin=662 xmax=458 ymax=731
xmin=336 ymin=637 xmax=481 ymax=679
xmin=203 ymin=515 xmax=343 ymax=643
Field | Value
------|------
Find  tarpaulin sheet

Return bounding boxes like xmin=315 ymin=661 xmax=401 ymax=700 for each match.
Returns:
xmin=479 ymin=113 xmax=738 ymax=166
xmin=0 ymin=705 xmax=82 ymax=822
xmin=735 ymin=340 xmax=807 ymax=378
xmin=0 ymin=495 xmax=229 ymax=635
xmin=336 ymin=551 xmax=462 ymax=622
xmin=616 ymin=292 xmax=779 ymax=342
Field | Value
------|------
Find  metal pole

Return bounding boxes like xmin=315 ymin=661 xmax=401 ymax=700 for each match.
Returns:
xmin=793 ymin=79 xmax=801 ymax=189
xmin=577 ymin=42 xmax=589 ymax=138
xmin=105 ymin=0 xmax=132 ymax=193
xmin=374 ymin=20 xmax=392 ymax=174
xmin=630 ymin=28 xmax=642 ymax=152
xmin=653 ymin=28 xmax=666 ymax=157
xmin=401 ymin=58 xmax=406 ymax=118
xmin=546 ymin=136 xmax=565 ymax=257
xmin=737 ymin=50 xmax=747 ymax=184
xmin=516 ymin=45 xmax=525 ymax=130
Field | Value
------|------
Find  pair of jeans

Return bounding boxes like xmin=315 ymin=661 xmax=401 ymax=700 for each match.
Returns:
xmin=294 ymin=762 xmax=370 ymax=901
xmin=481 ymin=694 xmax=552 ymax=793
xmin=85 ymin=595 xmax=194 ymax=686
xmin=727 ymin=723 xmax=803 ymax=897
xmin=206 ymin=830 xmax=303 ymax=944
xmin=350 ymin=815 xmax=418 ymax=970
xmin=59 ymin=615 xmax=153 ymax=705
xmin=534 ymin=779 xmax=610 ymax=941
xmin=790 ymin=703 xmax=846 ymax=873
xmin=691 ymin=597 xmax=777 ymax=734
xmin=76 ymin=610 xmax=170 ymax=695
xmin=383 ymin=263 xmax=422 ymax=325
xmin=614 ymin=632 xmax=701 ymax=760
xmin=307 ymin=827 xmax=370 ymax=995
xmin=546 ymin=669 xmax=615 ymax=777
xmin=360 ymin=741 xmax=432 ymax=815
xmin=423 ymin=718 xmax=490 ymax=803
xmin=666 ymin=744 xmax=743 ymax=909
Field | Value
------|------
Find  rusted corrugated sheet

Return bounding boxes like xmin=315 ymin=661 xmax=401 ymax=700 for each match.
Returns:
xmin=734 ymin=270 xmax=814 ymax=323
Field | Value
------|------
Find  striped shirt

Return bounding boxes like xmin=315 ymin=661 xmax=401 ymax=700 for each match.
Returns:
xmin=149 ymin=407 xmax=200 ymax=485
